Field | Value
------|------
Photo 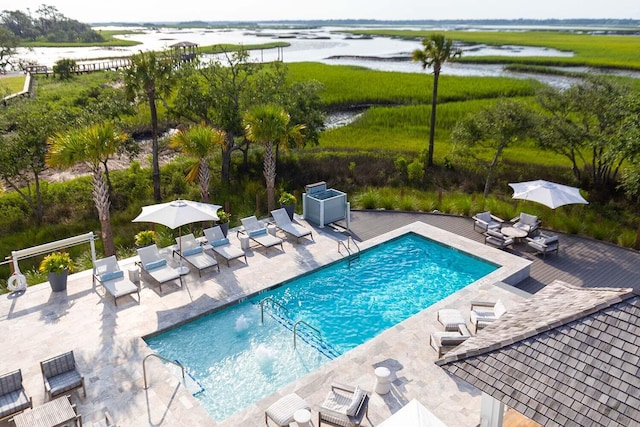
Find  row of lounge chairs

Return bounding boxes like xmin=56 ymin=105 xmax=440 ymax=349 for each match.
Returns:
xmin=1 ymin=351 xmax=85 ymax=421
xmin=92 ymin=209 xmax=314 ymax=306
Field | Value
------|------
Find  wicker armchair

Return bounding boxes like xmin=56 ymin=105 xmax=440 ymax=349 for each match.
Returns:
xmin=40 ymin=351 xmax=86 ymax=400
xmin=0 ymin=369 xmax=32 ymax=420
xmin=318 ymin=383 xmax=369 ymax=427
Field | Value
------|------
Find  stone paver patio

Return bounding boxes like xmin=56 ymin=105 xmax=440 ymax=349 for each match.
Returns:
xmin=0 ymin=214 xmax=601 ymax=427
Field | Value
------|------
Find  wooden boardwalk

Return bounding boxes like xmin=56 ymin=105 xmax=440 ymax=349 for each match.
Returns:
xmin=341 ymin=210 xmax=640 ymax=294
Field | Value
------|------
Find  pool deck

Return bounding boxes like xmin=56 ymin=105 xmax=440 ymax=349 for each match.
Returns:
xmin=1 ymin=211 xmax=639 ymax=427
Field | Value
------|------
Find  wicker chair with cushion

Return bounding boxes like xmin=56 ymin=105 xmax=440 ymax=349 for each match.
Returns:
xmin=527 ymin=233 xmax=559 ymax=258
xmin=318 ymin=383 xmax=369 ymax=427
xmin=483 ymin=229 xmax=514 ymax=249
xmin=470 ymin=300 xmax=508 ymax=333
xmin=40 ymin=351 xmax=86 ymax=400
xmin=511 ymin=212 xmax=541 ymax=236
xmin=0 ymin=369 xmax=32 ymax=420
xmin=472 ymin=211 xmax=504 ymax=233
xmin=430 ymin=323 xmax=472 ymax=358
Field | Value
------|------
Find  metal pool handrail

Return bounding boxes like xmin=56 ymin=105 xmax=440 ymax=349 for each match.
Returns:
xmin=260 ymin=297 xmax=289 ymax=324
xmin=143 ymin=354 xmax=185 ymax=390
xmin=293 ymin=320 xmax=321 ymax=349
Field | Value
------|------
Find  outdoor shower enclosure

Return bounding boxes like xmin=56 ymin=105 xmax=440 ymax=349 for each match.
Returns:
xmin=302 ymin=182 xmax=349 ymax=228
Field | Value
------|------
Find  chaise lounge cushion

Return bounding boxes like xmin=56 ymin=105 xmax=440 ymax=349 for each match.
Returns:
xmin=265 ymin=393 xmax=310 ymax=426
xmin=99 ymin=270 xmax=124 ymax=282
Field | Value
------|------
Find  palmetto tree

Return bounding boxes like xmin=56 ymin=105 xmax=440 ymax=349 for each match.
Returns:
xmin=123 ymin=51 xmax=175 ymax=202
xmin=169 ymin=124 xmax=226 ymax=203
xmin=243 ymin=105 xmax=305 ymax=212
xmin=413 ymin=34 xmax=462 ymax=169
xmin=46 ymin=122 xmax=127 ymax=256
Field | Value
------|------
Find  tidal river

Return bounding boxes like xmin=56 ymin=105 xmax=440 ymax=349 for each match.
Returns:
xmin=16 ymin=25 xmax=589 ymax=88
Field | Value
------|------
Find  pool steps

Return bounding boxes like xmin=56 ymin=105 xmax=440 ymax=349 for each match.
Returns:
xmin=259 ymin=298 xmax=340 ymax=360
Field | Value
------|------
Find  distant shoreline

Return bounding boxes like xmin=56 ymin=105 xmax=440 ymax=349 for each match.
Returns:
xmin=91 ymin=18 xmax=640 ymax=29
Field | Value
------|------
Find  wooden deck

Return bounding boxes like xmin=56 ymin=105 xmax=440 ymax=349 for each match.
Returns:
xmin=340 ymin=210 xmax=640 ymax=294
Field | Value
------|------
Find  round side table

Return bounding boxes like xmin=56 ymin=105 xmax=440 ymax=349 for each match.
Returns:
xmin=293 ymin=408 xmax=312 ymax=427
xmin=374 ymin=366 xmax=392 ymax=394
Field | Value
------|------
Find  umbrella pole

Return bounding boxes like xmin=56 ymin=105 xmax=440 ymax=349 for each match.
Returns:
xmin=176 ymin=227 xmax=190 ymax=276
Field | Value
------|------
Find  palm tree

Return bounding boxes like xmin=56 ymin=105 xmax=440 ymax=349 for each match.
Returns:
xmin=243 ymin=105 xmax=305 ymax=212
xmin=413 ymin=34 xmax=462 ymax=169
xmin=46 ymin=122 xmax=127 ymax=256
xmin=169 ymin=124 xmax=226 ymax=203
xmin=123 ymin=51 xmax=175 ymax=202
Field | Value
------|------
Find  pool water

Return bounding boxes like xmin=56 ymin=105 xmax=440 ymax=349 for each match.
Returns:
xmin=145 ymin=233 xmax=496 ymax=420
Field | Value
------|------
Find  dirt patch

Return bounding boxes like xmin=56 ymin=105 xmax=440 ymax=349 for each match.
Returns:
xmin=41 ymin=138 xmax=179 ymax=183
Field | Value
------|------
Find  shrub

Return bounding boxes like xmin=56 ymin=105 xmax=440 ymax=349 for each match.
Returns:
xmin=407 ymin=158 xmax=425 ymax=183
xmin=53 ymin=59 xmax=77 ymax=80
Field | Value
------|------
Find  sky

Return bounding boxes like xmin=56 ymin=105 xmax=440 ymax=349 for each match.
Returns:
xmin=3 ymin=0 xmax=640 ymax=23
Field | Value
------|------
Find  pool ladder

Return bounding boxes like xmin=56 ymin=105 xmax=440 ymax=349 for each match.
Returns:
xmin=142 ymin=353 xmax=185 ymax=390
xmin=260 ymin=297 xmax=289 ymax=325
xmin=260 ymin=298 xmax=340 ymax=360
xmin=338 ymin=236 xmax=360 ymax=265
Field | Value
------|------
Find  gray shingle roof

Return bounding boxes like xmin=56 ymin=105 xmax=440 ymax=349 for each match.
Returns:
xmin=437 ymin=280 xmax=640 ymax=427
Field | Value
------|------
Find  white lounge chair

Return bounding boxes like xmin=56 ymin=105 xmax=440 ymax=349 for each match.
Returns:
xmin=136 ymin=244 xmax=181 ymax=291
xmin=203 ymin=226 xmax=247 ymax=266
xmin=470 ymin=299 xmax=507 ymax=332
xmin=240 ymin=216 xmax=283 ymax=251
xmin=270 ymin=208 xmax=313 ymax=243
xmin=527 ymin=232 xmax=559 ymax=258
xmin=472 ymin=211 xmax=504 ymax=233
xmin=174 ymin=233 xmax=219 ymax=276
xmin=93 ymin=255 xmax=140 ymax=306
xmin=511 ymin=212 xmax=541 ymax=236
xmin=318 ymin=383 xmax=369 ymax=427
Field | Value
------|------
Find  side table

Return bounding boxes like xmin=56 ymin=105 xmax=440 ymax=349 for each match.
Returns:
xmin=374 ymin=366 xmax=392 ymax=394
xmin=294 ymin=408 xmax=313 ymax=427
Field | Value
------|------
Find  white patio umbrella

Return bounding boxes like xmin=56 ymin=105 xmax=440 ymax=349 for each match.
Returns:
xmin=508 ymin=180 xmax=588 ymax=209
xmin=378 ymin=399 xmax=447 ymax=427
xmin=132 ymin=199 xmax=220 ymax=274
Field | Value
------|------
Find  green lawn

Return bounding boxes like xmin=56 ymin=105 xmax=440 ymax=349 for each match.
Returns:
xmin=0 ymin=75 xmax=27 ymax=94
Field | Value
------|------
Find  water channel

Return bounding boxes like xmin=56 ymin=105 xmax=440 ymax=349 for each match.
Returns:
xmin=15 ymin=25 xmax=601 ymax=89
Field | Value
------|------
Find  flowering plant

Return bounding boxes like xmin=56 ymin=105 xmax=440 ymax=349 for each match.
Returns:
xmin=39 ymin=251 xmax=74 ymax=274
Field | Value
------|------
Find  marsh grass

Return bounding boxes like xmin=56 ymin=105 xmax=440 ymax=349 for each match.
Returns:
xmin=348 ymin=30 xmax=640 ymax=70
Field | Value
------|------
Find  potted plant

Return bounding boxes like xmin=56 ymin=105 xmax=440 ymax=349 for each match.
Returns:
xmin=217 ymin=209 xmax=231 ymax=237
xmin=39 ymin=251 xmax=74 ymax=292
xmin=279 ymin=192 xmax=297 ymax=220
xmin=134 ymin=230 xmax=157 ymax=248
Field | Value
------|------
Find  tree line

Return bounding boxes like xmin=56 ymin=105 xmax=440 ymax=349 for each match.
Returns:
xmin=0 ymin=48 xmax=324 ymax=257
xmin=1 ymin=4 xmax=103 ymax=43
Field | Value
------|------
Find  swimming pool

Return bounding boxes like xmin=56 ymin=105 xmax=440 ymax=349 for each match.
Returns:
xmin=145 ymin=233 xmax=497 ymax=420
